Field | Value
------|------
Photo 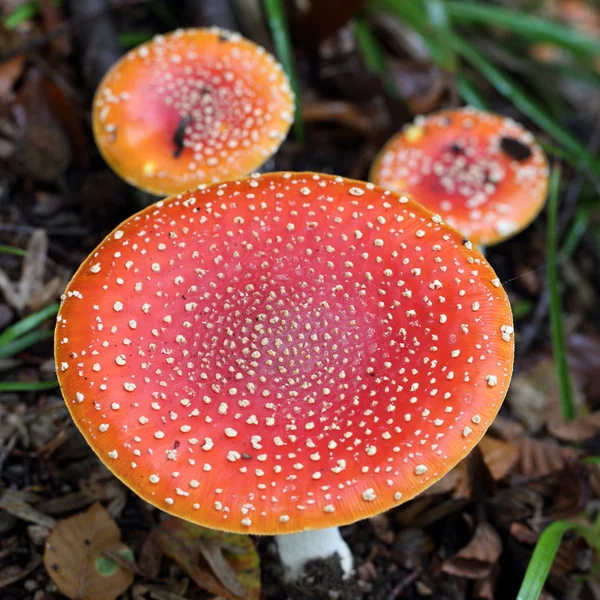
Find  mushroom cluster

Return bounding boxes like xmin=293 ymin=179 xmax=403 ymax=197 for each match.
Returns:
xmin=370 ymin=108 xmax=549 ymax=247
xmin=55 ymin=172 xmax=513 ymax=557
xmin=92 ymin=28 xmax=294 ymax=196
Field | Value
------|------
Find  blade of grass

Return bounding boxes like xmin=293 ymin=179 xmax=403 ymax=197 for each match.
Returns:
xmin=3 ymin=1 xmax=39 ymax=29
xmin=547 ymin=166 xmax=576 ymax=421
xmin=119 ymin=32 xmax=154 ymax=48
xmin=0 ymin=380 xmax=59 ymax=392
xmin=370 ymin=0 xmax=455 ymax=71
xmin=448 ymin=35 xmax=600 ymax=175
xmin=512 ymin=299 xmax=534 ymax=320
xmin=446 ymin=1 xmax=600 ymax=57
xmin=423 ymin=0 xmax=457 ymax=71
xmin=263 ymin=0 xmax=303 ymax=142
xmin=0 ymin=245 xmax=28 ymax=257
xmin=456 ymin=72 xmax=489 ymax=110
xmin=558 ymin=208 xmax=588 ymax=260
xmin=0 ymin=303 xmax=59 ymax=347
xmin=0 ymin=329 xmax=54 ymax=359
xmin=354 ymin=18 xmax=401 ymax=99
xmin=517 ymin=520 xmax=589 ymax=600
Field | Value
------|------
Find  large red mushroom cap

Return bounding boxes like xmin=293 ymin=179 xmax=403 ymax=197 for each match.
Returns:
xmin=370 ymin=108 xmax=549 ymax=246
xmin=55 ymin=172 xmax=514 ymax=534
xmin=92 ymin=28 xmax=294 ymax=196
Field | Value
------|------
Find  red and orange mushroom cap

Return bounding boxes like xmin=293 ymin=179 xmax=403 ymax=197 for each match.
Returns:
xmin=92 ymin=28 xmax=294 ymax=196
xmin=370 ymin=108 xmax=549 ymax=246
xmin=55 ymin=172 xmax=513 ymax=534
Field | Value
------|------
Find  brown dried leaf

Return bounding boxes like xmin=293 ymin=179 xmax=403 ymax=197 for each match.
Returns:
xmin=509 ymin=522 xmax=538 ymax=546
xmin=488 ymin=414 xmax=525 ymax=442
xmin=547 ymin=410 xmax=600 ymax=443
xmin=479 ymin=435 xmax=520 ymax=481
xmin=507 ymin=359 xmax=585 ymax=433
xmin=442 ymin=522 xmax=502 ymax=580
xmin=138 ymin=530 xmax=163 ymax=579
xmin=155 ymin=517 xmax=260 ymax=600
xmin=0 ymin=490 xmax=56 ymax=529
xmin=424 ymin=435 xmax=518 ymax=498
xmin=131 ymin=583 xmax=190 ymax=600
xmin=43 ymin=503 xmax=134 ymax=600
xmin=516 ymin=437 xmax=573 ymax=478
xmin=0 ymin=229 xmax=47 ymax=312
xmin=303 ymin=100 xmax=371 ymax=134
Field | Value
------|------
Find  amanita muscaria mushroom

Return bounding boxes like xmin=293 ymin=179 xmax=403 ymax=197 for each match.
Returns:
xmin=54 ymin=172 xmax=514 ymax=578
xmin=92 ymin=28 xmax=294 ymax=196
xmin=370 ymin=107 xmax=549 ymax=247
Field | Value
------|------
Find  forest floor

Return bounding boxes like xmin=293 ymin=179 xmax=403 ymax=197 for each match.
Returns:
xmin=1 ymin=1 xmax=600 ymax=599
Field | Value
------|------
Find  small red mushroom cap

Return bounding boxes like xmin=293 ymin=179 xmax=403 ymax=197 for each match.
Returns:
xmin=370 ymin=108 xmax=549 ymax=246
xmin=92 ymin=28 xmax=294 ymax=196
xmin=55 ymin=172 xmax=514 ymax=534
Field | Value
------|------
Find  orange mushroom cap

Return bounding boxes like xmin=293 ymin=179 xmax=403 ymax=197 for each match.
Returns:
xmin=55 ymin=172 xmax=514 ymax=534
xmin=92 ymin=28 xmax=294 ymax=196
xmin=370 ymin=108 xmax=549 ymax=246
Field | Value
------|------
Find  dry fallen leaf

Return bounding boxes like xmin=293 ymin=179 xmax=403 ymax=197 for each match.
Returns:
xmin=507 ymin=359 xmax=585 ymax=433
xmin=547 ymin=410 xmax=600 ymax=443
xmin=442 ymin=521 xmax=502 ymax=580
xmin=43 ymin=503 xmax=134 ymax=600
xmin=0 ymin=229 xmax=47 ymax=312
xmin=424 ymin=434 xmax=519 ymax=498
xmin=155 ymin=517 xmax=260 ymax=600
xmin=516 ymin=437 xmax=575 ymax=478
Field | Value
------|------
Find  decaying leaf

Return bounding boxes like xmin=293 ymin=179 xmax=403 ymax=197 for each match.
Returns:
xmin=442 ymin=522 xmax=502 ymax=580
xmin=155 ymin=517 xmax=260 ymax=600
xmin=0 ymin=494 xmax=56 ymax=529
xmin=507 ymin=359 xmax=584 ymax=433
xmin=516 ymin=437 xmax=575 ymax=478
xmin=547 ymin=410 xmax=600 ymax=443
xmin=423 ymin=434 xmax=519 ymax=498
xmin=43 ymin=503 xmax=134 ymax=600
xmin=0 ymin=228 xmax=47 ymax=312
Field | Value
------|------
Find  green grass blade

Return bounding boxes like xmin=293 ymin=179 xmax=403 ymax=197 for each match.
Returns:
xmin=517 ymin=520 xmax=587 ymax=600
xmin=0 ymin=380 xmax=59 ymax=392
xmin=0 ymin=329 xmax=54 ymax=359
xmin=263 ymin=0 xmax=304 ymax=142
xmin=372 ymin=0 xmax=456 ymax=70
xmin=456 ymin=72 xmax=489 ymax=110
xmin=423 ymin=0 xmax=457 ymax=71
xmin=119 ymin=32 xmax=154 ymax=48
xmin=3 ymin=1 xmax=39 ymax=29
xmin=512 ymin=299 xmax=534 ymax=320
xmin=446 ymin=1 xmax=600 ymax=57
xmin=547 ymin=166 xmax=576 ymax=421
xmin=559 ymin=208 xmax=588 ymax=260
xmin=0 ymin=245 xmax=28 ymax=257
xmin=449 ymin=35 xmax=600 ymax=174
xmin=354 ymin=18 xmax=401 ymax=99
xmin=0 ymin=303 xmax=59 ymax=348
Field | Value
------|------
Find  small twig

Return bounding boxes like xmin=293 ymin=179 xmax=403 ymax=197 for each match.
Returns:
xmin=387 ymin=566 xmax=423 ymax=599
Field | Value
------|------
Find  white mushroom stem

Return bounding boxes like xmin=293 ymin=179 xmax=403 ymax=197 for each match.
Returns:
xmin=275 ymin=527 xmax=353 ymax=581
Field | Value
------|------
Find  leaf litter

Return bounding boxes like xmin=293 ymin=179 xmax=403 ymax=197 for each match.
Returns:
xmin=2 ymin=1 xmax=600 ymax=599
